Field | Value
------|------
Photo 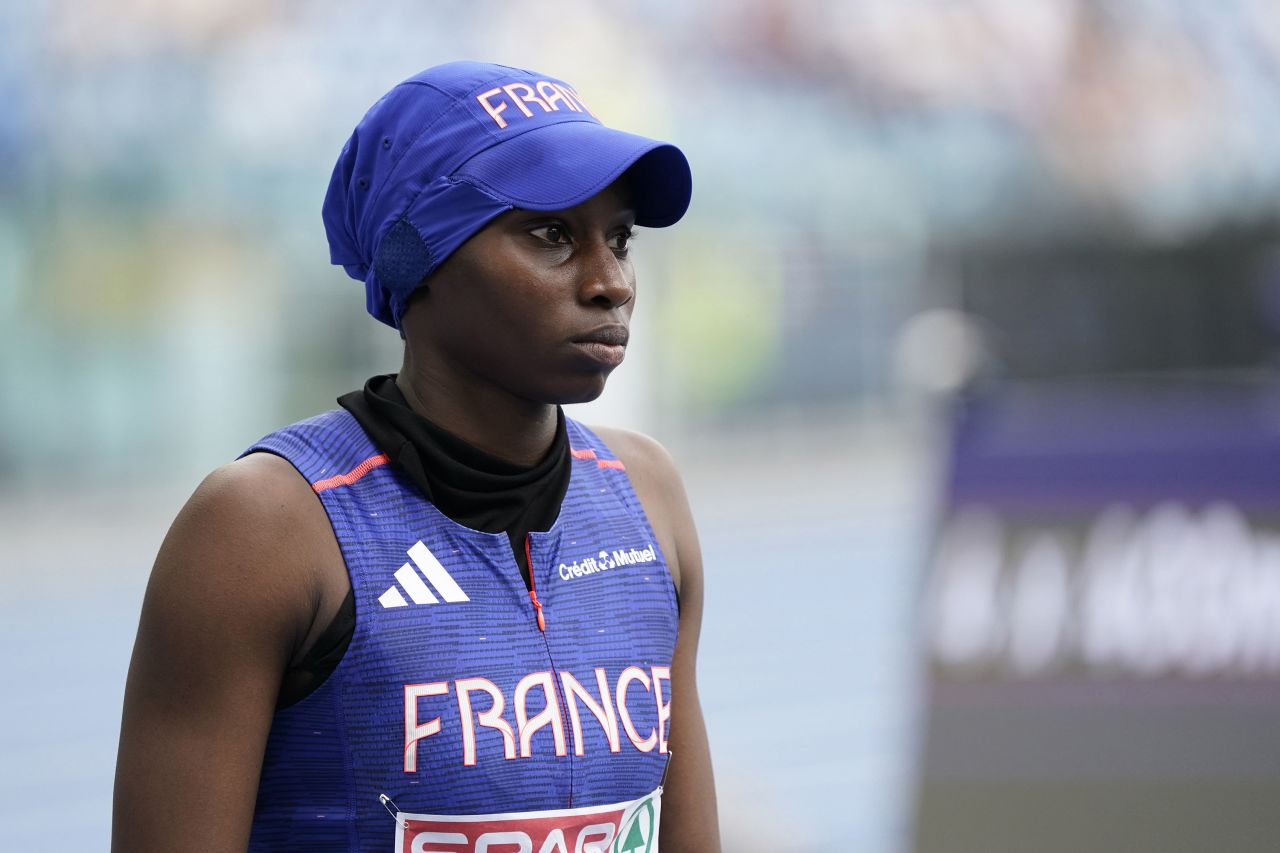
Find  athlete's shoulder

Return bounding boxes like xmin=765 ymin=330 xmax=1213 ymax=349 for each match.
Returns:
xmin=199 ymin=451 xmax=317 ymax=523
xmin=174 ymin=452 xmax=330 ymax=594
xmin=586 ymin=425 xmax=680 ymax=483
xmin=179 ymin=410 xmax=353 ymax=584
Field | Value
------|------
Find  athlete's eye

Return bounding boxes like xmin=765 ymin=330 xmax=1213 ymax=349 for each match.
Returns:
xmin=529 ymin=223 xmax=570 ymax=245
xmin=608 ymin=228 xmax=636 ymax=253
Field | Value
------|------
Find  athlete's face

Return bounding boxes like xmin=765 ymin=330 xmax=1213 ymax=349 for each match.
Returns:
xmin=401 ymin=180 xmax=637 ymax=406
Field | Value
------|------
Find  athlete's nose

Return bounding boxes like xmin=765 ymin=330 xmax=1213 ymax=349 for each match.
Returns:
xmin=579 ymin=241 xmax=634 ymax=309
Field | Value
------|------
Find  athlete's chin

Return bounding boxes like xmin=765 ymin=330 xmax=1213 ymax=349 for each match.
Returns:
xmin=542 ymin=369 xmax=615 ymax=405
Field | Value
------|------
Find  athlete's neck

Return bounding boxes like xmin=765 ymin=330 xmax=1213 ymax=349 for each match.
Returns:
xmin=394 ymin=366 xmax=558 ymax=467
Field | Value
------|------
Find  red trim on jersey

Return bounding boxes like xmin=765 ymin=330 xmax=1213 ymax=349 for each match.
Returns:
xmin=312 ymin=453 xmax=391 ymax=493
xmin=570 ymin=446 xmax=625 ymax=471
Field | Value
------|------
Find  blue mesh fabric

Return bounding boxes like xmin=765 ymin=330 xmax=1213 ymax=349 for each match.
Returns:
xmin=372 ymin=220 xmax=432 ymax=302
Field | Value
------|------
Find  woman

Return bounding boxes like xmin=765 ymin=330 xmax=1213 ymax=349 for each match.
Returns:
xmin=113 ymin=61 xmax=719 ymax=852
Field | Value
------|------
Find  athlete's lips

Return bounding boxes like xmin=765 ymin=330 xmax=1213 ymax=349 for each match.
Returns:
xmin=573 ymin=325 xmax=629 ymax=347
xmin=571 ymin=325 xmax=629 ymax=367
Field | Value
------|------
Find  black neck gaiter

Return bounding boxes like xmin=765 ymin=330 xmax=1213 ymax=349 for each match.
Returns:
xmin=337 ymin=373 xmax=571 ymax=581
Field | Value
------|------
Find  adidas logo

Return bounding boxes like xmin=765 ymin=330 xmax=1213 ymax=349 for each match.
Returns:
xmin=379 ymin=541 xmax=470 ymax=608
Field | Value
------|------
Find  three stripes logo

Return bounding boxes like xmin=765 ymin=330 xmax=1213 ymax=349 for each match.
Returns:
xmin=379 ymin=541 xmax=470 ymax=609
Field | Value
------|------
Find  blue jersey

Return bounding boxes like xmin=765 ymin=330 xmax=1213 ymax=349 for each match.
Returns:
xmin=243 ymin=410 xmax=678 ymax=851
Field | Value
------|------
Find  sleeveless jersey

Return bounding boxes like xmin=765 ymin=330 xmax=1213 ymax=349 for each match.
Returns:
xmin=242 ymin=409 xmax=678 ymax=851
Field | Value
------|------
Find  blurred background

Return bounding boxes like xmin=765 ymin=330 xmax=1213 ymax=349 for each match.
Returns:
xmin=4 ymin=1 xmax=1280 ymax=850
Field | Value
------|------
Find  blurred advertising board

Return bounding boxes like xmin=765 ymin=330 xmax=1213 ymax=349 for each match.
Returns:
xmin=912 ymin=239 xmax=1280 ymax=852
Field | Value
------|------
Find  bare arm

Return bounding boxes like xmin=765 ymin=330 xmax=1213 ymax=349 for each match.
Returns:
xmin=112 ymin=453 xmax=341 ymax=852
xmin=595 ymin=427 xmax=722 ymax=853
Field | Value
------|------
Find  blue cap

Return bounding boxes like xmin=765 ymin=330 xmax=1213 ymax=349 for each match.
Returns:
xmin=322 ymin=61 xmax=693 ymax=329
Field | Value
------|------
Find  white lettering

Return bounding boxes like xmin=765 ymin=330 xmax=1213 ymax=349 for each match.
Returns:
xmin=412 ymin=831 xmax=468 ymax=853
xmin=538 ymin=830 xmax=570 ymax=853
xmin=407 ymin=824 xmax=619 ymax=853
xmin=559 ymin=544 xmax=656 ymax=582
xmin=560 ymin=668 xmax=621 ymax=754
xmin=403 ymin=666 xmax=664 ymax=768
xmin=616 ymin=666 xmax=657 ymax=752
xmin=404 ymin=682 xmax=448 ymax=773
xmin=515 ymin=672 xmax=568 ymax=758
xmin=456 ymin=678 xmax=516 ymax=766
xmin=929 ymin=501 xmax=1280 ymax=677
xmin=652 ymin=666 xmax=672 ymax=754
xmin=478 ymin=832 xmax=532 ymax=852
xmin=576 ymin=824 xmax=615 ymax=853
xmin=475 ymin=88 xmax=509 ymax=129
xmin=476 ymin=79 xmax=594 ymax=130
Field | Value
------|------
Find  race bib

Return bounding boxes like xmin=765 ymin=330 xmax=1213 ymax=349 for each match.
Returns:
xmin=392 ymin=787 xmax=661 ymax=853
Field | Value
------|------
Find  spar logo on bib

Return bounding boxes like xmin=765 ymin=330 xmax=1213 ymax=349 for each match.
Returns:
xmin=392 ymin=788 xmax=660 ymax=852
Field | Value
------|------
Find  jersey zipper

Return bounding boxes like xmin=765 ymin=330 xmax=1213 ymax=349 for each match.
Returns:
xmin=525 ymin=534 xmax=575 ymax=806
xmin=525 ymin=536 xmax=546 ymax=632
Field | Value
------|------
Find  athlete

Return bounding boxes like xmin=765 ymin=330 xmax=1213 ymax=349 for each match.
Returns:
xmin=113 ymin=62 xmax=719 ymax=852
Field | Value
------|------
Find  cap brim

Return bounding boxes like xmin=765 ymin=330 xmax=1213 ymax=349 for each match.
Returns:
xmin=453 ymin=121 xmax=692 ymax=228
